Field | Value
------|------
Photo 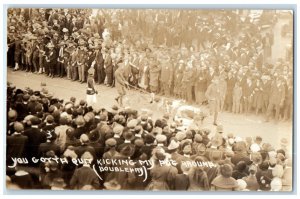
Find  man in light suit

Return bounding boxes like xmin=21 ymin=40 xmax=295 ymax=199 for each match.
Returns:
xmin=205 ymin=76 xmax=221 ymax=125
xmin=114 ymin=61 xmax=129 ymax=107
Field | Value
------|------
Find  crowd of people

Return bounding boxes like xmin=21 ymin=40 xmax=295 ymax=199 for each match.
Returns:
xmin=6 ymin=83 xmax=292 ymax=191
xmin=6 ymin=8 xmax=293 ymax=191
xmin=7 ymin=8 xmax=293 ymax=122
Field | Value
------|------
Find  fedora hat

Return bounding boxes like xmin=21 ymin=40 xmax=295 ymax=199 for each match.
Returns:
xmin=105 ymin=138 xmax=117 ymax=147
xmin=88 ymin=129 xmax=100 ymax=143
xmin=167 ymin=140 xmax=180 ymax=150
xmin=209 ymin=150 xmax=223 ymax=162
xmin=156 ymin=134 xmax=167 ymax=143
xmin=120 ymin=145 xmax=135 ymax=157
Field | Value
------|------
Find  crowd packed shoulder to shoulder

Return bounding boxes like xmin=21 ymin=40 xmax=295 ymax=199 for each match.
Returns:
xmin=7 ymin=9 xmax=293 ymax=122
xmin=6 ymin=84 xmax=292 ymax=191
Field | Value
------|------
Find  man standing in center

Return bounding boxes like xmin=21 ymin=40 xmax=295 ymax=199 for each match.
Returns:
xmin=77 ymin=39 xmax=87 ymax=83
xmin=115 ymin=60 xmax=129 ymax=107
xmin=45 ymin=42 xmax=57 ymax=78
xmin=159 ymin=54 xmax=173 ymax=97
xmin=205 ymin=76 xmax=221 ymax=126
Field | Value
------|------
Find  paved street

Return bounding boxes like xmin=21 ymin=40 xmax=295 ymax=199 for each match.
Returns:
xmin=7 ymin=69 xmax=292 ymax=153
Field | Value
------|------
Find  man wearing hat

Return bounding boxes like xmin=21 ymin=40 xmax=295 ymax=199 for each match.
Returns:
xmin=167 ymin=139 xmax=187 ymax=172
xmin=88 ymin=129 xmax=104 ymax=158
xmin=111 ymin=145 xmax=137 ymax=190
xmin=266 ymin=77 xmax=286 ymax=122
xmin=74 ymin=134 xmax=96 ymax=158
xmin=103 ymin=138 xmax=120 ymax=160
xmin=91 ymin=41 xmax=105 ymax=84
xmin=148 ymin=56 xmax=161 ymax=94
xmin=10 ymin=169 xmax=34 ymax=189
xmin=86 ymin=63 xmax=97 ymax=107
xmin=205 ymin=75 xmax=221 ymax=125
xmin=74 ymin=115 xmax=86 ymax=139
xmin=182 ymin=58 xmax=196 ymax=103
xmin=155 ymin=134 xmax=168 ymax=151
xmin=211 ymin=164 xmax=238 ymax=191
xmin=159 ymin=54 xmax=173 ymax=97
xmin=54 ymin=116 xmax=71 ymax=152
xmin=24 ymin=116 xmax=47 ymax=161
xmin=69 ymin=41 xmax=78 ymax=80
xmin=24 ymin=34 xmax=36 ymax=73
xmin=77 ymin=38 xmax=87 ymax=83
xmin=194 ymin=64 xmax=209 ymax=105
xmin=139 ymin=134 xmax=155 ymax=159
xmin=17 ymin=94 xmax=30 ymax=120
xmin=102 ymin=48 xmax=113 ymax=87
xmin=31 ymin=37 xmax=40 ymax=73
xmin=117 ymin=128 xmax=135 ymax=156
xmin=38 ymin=129 xmax=60 ymax=157
xmin=56 ymin=40 xmax=66 ymax=77
xmin=7 ymin=30 xmax=15 ymax=69
xmin=173 ymin=60 xmax=185 ymax=98
xmin=64 ymin=40 xmax=74 ymax=79
xmin=62 ymin=27 xmax=69 ymax=36
xmin=7 ymin=122 xmax=28 ymax=165
xmin=242 ymin=164 xmax=259 ymax=191
xmin=37 ymin=37 xmax=46 ymax=74
xmin=13 ymin=34 xmax=22 ymax=71
xmin=70 ymin=152 xmax=100 ymax=190
xmin=114 ymin=62 xmax=129 ymax=107
xmin=45 ymin=42 xmax=57 ymax=78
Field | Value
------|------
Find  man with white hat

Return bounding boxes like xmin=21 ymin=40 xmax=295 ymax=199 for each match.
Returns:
xmin=86 ymin=62 xmax=97 ymax=107
xmin=45 ymin=42 xmax=57 ymax=78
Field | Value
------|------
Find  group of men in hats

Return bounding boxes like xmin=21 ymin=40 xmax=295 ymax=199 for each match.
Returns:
xmin=7 ymin=9 xmax=293 ymax=122
xmin=6 ymin=82 xmax=292 ymax=191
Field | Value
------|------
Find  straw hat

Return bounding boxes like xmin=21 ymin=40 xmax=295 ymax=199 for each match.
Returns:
xmin=62 ymin=28 xmax=69 ymax=33
xmin=46 ymin=42 xmax=55 ymax=48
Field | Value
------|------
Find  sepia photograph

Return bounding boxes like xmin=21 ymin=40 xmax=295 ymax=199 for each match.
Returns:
xmin=5 ymin=7 xmax=294 ymax=192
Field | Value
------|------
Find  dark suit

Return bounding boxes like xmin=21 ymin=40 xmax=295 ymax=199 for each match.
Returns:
xmin=7 ymin=134 xmax=28 ymax=164
xmin=74 ymin=144 xmax=96 ymax=159
xmin=74 ymin=126 xmax=86 ymax=139
xmin=70 ymin=166 xmax=100 ymax=189
xmin=267 ymin=81 xmax=285 ymax=120
xmin=46 ymin=48 xmax=58 ymax=77
xmin=93 ymin=50 xmax=105 ymax=84
xmin=174 ymin=174 xmax=189 ymax=190
xmin=38 ymin=142 xmax=60 ymax=157
xmin=24 ymin=127 xmax=47 ymax=161
xmin=15 ymin=101 xmax=29 ymax=121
